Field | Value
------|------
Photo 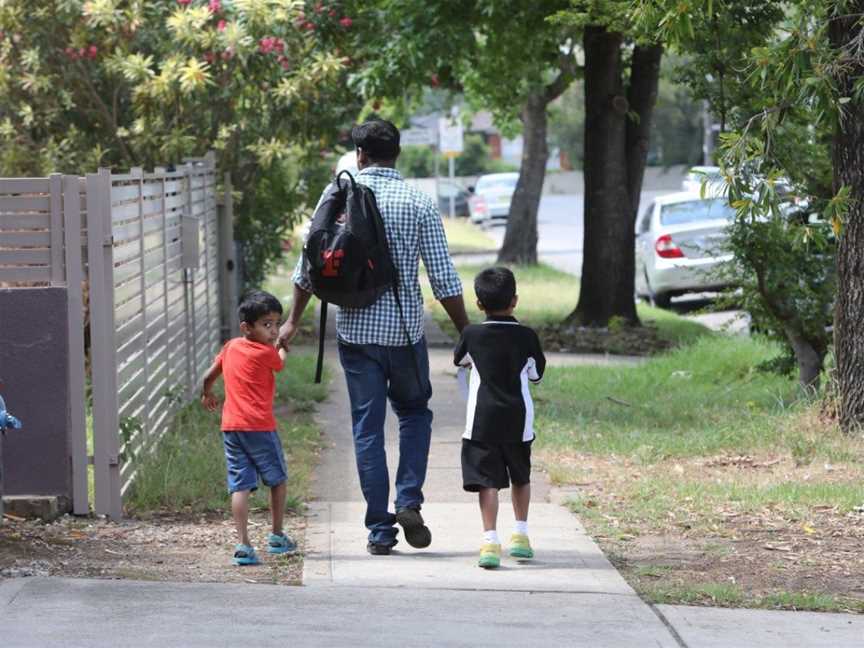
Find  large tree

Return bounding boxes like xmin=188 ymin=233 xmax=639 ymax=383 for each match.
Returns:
xmin=828 ymin=2 xmax=864 ymax=429
xmin=349 ymin=0 xmax=578 ymax=264
xmin=642 ymin=0 xmax=864 ymax=422
xmin=0 ymin=0 xmax=362 ymax=284
xmin=555 ymin=3 xmax=664 ymax=327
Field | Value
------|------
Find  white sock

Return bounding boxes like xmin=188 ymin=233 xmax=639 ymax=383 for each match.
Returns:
xmin=483 ymin=529 xmax=500 ymax=545
xmin=514 ymin=520 xmax=528 ymax=536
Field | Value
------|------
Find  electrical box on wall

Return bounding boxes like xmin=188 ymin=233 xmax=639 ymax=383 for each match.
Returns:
xmin=181 ymin=213 xmax=200 ymax=269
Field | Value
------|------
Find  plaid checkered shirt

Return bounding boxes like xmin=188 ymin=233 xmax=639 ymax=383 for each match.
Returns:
xmin=292 ymin=166 xmax=463 ymax=346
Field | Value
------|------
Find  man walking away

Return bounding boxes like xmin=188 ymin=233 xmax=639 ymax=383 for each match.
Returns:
xmin=279 ymin=120 xmax=469 ymax=555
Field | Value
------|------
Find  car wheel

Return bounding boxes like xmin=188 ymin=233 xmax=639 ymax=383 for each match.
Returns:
xmin=646 ymin=276 xmax=671 ymax=309
xmin=650 ymin=291 xmax=672 ymax=309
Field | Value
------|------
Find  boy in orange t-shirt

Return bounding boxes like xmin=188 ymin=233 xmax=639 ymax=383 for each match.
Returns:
xmin=201 ymin=290 xmax=295 ymax=565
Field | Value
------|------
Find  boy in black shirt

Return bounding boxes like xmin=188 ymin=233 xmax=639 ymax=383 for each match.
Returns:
xmin=454 ymin=267 xmax=546 ymax=569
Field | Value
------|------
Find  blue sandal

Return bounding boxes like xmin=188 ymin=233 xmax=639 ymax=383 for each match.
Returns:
xmin=232 ymin=544 xmax=260 ymax=566
xmin=267 ymin=532 xmax=297 ymax=555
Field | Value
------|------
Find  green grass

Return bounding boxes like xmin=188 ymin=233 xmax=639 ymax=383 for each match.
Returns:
xmin=647 ymin=582 xmax=746 ymax=607
xmin=441 ymin=219 xmax=498 ymax=254
xmin=126 ymin=351 xmax=326 ymax=513
xmin=423 ymin=262 xmax=710 ymax=349
xmin=423 ymin=262 xmax=581 ymax=330
xmin=641 ymin=583 xmax=864 ymax=613
xmin=535 ymin=335 xmax=795 ymax=459
xmin=576 ymin=476 xmax=864 ymax=532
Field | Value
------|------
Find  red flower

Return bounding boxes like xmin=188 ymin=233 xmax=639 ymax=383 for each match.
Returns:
xmin=303 ymin=21 xmax=316 ymax=31
xmin=208 ymin=0 xmax=221 ymax=13
xmin=339 ymin=17 xmax=353 ymax=28
xmin=430 ymin=73 xmax=440 ymax=87
xmin=329 ymin=9 xmax=336 ymax=17
xmin=88 ymin=45 xmax=98 ymax=59
xmin=217 ymin=19 xmax=227 ymax=31
xmin=177 ymin=0 xmax=192 ymax=5
xmin=204 ymin=51 xmax=215 ymax=63
xmin=315 ymin=2 xmax=324 ymax=14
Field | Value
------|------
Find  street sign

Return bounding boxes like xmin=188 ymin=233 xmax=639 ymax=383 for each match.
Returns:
xmin=401 ymin=127 xmax=437 ymax=147
xmin=438 ymin=117 xmax=463 ymax=156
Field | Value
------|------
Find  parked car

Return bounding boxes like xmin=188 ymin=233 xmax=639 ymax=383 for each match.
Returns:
xmin=634 ymin=192 xmax=736 ymax=308
xmin=681 ymin=165 xmax=723 ymax=194
xmin=468 ymin=172 xmax=519 ymax=226
xmin=437 ymin=180 xmax=470 ymax=218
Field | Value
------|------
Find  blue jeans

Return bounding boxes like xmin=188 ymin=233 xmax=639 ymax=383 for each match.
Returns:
xmin=338 ymin=338 xmax=433 ymax=545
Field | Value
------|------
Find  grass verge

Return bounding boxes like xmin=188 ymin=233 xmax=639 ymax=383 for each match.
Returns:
xmin=126 ymin=351 xmax=327 ymax=513
xmin=422 ymin=262 xmax=711 ymax=352
xmin=441 ymin=218 xmax=498 ymax=254
xmin=534 ymin=334 xmax=864 ymax=612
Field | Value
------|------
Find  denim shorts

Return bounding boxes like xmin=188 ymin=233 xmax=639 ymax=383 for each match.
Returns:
xmin=222 ymin=431 xmax=288 ymax=493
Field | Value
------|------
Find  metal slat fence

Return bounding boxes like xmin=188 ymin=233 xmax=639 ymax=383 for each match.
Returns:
xmin=1 ymin=157 xmax=228 ymax=518
xmin=88 ymin=161 xmax=223 ymax=517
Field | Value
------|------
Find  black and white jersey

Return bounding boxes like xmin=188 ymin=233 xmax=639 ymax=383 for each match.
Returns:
xmin=453 ymin=316 xmax=546 ymax=443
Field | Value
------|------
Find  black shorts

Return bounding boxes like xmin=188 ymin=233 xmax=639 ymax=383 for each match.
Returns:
xmin=461 ymin=439 xmax=532 ymax=492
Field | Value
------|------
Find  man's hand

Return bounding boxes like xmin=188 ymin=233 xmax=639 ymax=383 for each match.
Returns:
xmin=279 ymin=284 xmax=314 ymax=350
xmin=278 ymin=320 xmax=299 ymax=351
xmin=201 ymin=390 xmax=219 ymax=412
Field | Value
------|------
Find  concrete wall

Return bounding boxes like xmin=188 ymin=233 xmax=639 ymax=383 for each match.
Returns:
xmin=0 ymin=287 xmax=72 ymax=502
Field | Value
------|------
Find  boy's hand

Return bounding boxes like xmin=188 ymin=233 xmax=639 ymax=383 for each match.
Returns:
xmin=201 ymin=390 xmax=219 ymax=412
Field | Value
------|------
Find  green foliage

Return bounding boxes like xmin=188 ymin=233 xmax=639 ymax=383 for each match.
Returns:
xmin=633 ymin=0 xmax=847 ymax=386
xmin=0 ymin=0 xmax=364 ymax=285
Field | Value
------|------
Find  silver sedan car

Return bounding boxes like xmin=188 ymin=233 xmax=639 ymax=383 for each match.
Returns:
xmin=634 ymin=192 xmax=735 ymax=308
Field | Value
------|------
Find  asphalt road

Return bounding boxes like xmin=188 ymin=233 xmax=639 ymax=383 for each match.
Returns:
xmin=486 ymin=192 xmax=747 ymax=333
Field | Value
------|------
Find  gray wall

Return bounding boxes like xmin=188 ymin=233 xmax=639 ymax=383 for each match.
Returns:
xmin=0 ymin=287 xmax=72 ymax=501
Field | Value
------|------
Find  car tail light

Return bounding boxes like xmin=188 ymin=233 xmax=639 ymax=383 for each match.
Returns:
xmin=470 ymin=196 xmax=487 ymax=214
xmin=655 ymin=234 xmax=685 ymax=258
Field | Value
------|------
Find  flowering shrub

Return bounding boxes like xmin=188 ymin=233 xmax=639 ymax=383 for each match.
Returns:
xmin=0 ymin=0 xmax=363 ymax=284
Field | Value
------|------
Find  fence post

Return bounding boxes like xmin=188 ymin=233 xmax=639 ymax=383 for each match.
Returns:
xmin=157 ymin=167 xmax=171 ymax=419
xmin=132 ymin=167 xmax=150 ymax=457
xmin=218 ymin=173 xmax=238 ymax=341
xmin=63 ymin=175 xmax=89 ymax=515
xmin=87 ymin=168 xmax=122 ymax=519
xmin=181 ymin=165 xmax=196 ymax=399
xmin=49 ymin=174 xmax=64 ymax=286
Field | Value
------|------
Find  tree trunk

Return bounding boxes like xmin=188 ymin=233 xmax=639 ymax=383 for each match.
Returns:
xmin=830 ymin=5 xmax=864 ymax=432
xmin=568 ymin=26 xmax=637 ymax=326
xmin=498 ymin=92 xmax=548 ymax=265
xmin=626 ymin=45 xmax=663 ymax=219
xmin=786 ymin=330 xmax=825 ymax=394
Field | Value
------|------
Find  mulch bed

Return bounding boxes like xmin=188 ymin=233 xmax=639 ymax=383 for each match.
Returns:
xmin=537 ymin=323 xmax=673 ymax=356
xmin=0 ymin=509 xmax=305 ymax=586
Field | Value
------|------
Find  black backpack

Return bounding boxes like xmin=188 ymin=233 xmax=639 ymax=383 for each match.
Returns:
xmin=302 ymin=171 xmax=410 ymax=382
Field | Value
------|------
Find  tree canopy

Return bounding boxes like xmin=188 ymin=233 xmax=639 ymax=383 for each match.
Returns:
xmin=0 ymin=0 xmax=364 ymax=283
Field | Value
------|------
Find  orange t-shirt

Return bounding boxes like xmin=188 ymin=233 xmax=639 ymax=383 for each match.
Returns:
xmin=216 ymin=338 xmax=283 ymax=431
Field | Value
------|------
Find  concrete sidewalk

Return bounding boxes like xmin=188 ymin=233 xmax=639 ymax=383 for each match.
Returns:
xmin=2 ymin=345 xmax=862 ymax=647
xmin=302 ymin=345 xmax=864 ymax=647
